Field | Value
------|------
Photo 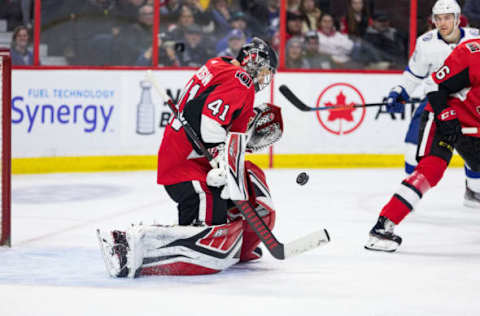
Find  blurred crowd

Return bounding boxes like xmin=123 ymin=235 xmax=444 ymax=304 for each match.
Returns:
xmin=1 ymin=0 xmax=479 ymax=68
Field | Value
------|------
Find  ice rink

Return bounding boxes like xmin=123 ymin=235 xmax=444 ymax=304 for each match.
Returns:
xmin=1 ymin=168 xmax=479 ymax=316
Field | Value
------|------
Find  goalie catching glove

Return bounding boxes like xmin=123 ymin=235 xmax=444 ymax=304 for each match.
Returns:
xmin=246 ymin=103 xmax=283 ymax=152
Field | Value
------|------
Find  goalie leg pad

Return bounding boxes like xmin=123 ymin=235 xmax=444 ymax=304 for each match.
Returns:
xmin=227 ymin=161 xmax=276 ymax=262
xmin=98 ymin=221 xmax=243 ymax=277
xmin=135 ymin=220 xmax=243 ymax=276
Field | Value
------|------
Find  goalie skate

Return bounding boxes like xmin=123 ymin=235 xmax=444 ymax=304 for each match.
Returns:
xmin=364 ymin=216 xmax=402 ymax=252
xmin=96 ymin=229 xmax=129 ymax=277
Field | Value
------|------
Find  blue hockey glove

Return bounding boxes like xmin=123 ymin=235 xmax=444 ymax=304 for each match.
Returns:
xmin=386 ymin=86 xmax=409 ymax=113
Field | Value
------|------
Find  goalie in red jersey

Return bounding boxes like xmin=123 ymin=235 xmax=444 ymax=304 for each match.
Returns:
xmin=97 ymin=38 xmax=284 ymax=277
xmin=365 ymin=38 xmax=480 ymax=252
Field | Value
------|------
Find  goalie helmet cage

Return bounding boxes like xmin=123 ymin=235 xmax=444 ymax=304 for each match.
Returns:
xmin=0 ymin=49 xmax=11 ymax=247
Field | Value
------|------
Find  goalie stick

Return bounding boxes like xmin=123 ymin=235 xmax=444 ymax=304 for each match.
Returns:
xmin=146 ymin=70 xmax=330 ymax=260
xmin=279 ymin=84 xmax=479 ymax=135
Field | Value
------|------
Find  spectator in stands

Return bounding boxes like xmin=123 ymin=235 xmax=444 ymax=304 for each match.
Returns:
xmin=285 ymin=36 xmax=310 ymax=69
xmin=463 ymin=0 xmax=480 ymax=28
xmin=160 ymin=0 xmax=183 ymax=29
xmin=10 ymin=25 xmax=34 ymax=65
xmin=217 ymin=29 xmax=246 ymax=57
xmin=287 ymin=11 xmax=305 ymax=39
xmin=299 ymin=0 xmax=322 ymax=32
xmin=317 ymin=0 xmax=331 ymax=12
xmin=135 ymin=33 xmax=181 ymax=66
xmin=303 ymin=30 xmax=333 ymax=69
xmin=215 ymin=11 xmax=252 ymax=54
xmin=288 ymin=0 xmax=301 ymax=12
xmin=363 ymin=11 xmax=407 ymax=69
xmin=184 ymin=0 xmax=212 ymax=27
xmin=88 ymin=3 xmax=153 ymax=66
xmin=167 ymin=5 xmax=196 ymax=41
xmin=119 ymin=4 xmax=155 ymax=64
xmin=228 ymin=11 xmax=251 ymax=36
xmin=21 ymin=0 xmax=34 ymax=30
xmin=340 ymin=0 xmax=372 ymax=38
xmin=65 ymin=0 xmax=125 ymax=65
xmin=117 ymin=0 xmax=146 ymax=23
xmin=271 ymin=10 xmax=305 ymax=51
xmin=177 ymin=24 xmax=213 ymax=66
xmin=240 ymin=0 xmax=279 ymax=40
xmin=209 ymin=0 xmax=233 ymax=36
xmin=0 ymin=0 xmax=23 ymax=31
xmin=317 ymin=12 xmax=355 ymax=67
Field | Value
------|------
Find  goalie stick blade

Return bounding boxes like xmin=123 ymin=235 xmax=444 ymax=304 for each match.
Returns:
xmin=279 ymin=84 xmax=312 ymax=111
xmin=283 ymin=229 xmax=330 ymax=258
xmin=234 ymin=200 xmax=330 ymax=260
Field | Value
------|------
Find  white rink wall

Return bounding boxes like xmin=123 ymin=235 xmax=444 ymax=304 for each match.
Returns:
xmin=12 ymin=69 xmax=416 ymax=159
xmin=274 ymin=71 xmax=420 ymax=154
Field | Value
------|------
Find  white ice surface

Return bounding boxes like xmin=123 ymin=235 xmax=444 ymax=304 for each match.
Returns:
xmin=1 ymin=168 xmax=480 ymax=316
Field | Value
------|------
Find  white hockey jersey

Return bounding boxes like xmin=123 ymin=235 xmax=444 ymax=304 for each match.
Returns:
xmin=400 ymin=27 xmax=480 ymax=97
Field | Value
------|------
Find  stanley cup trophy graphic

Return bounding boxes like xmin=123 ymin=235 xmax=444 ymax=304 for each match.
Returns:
xmin=136 ymin=79 xmax=155 ymax=135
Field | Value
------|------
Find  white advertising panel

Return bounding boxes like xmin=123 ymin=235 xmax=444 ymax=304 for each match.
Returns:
xmin=12 ymin=69 xmax=410 ymax=158
xmin=13 ymin=69 xmax=195 ymax=157
xmin=274 ymin=72 xmax=418 ymax=154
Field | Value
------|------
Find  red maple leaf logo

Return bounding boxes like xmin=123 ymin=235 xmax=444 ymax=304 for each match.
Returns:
xmin=324 ymin=91 xmax=356 ymax=122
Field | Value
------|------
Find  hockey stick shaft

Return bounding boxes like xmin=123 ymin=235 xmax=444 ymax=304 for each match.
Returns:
xmin=279 ymin=84 xmax=419 ymax=112
xmin=279 ymin=84 xmax=478 ymax=135
xmin=146 ymin=71 xmax=329 ymax=259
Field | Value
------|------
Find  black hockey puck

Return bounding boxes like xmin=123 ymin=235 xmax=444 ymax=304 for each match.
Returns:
xmin=296 ymin=172 xmax=309 ymax=185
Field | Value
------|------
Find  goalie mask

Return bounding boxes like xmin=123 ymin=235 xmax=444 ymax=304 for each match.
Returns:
xmin=237 ymin=38 xmax=278 ymax=92
xmin=246 ymin=103 xmax=284 ymax=152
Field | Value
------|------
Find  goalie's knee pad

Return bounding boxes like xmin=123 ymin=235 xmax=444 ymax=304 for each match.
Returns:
xmin=228 ymin=161 xmax=276 ymax=262
xmin=137 ymin=221 xmax=243 ymax=276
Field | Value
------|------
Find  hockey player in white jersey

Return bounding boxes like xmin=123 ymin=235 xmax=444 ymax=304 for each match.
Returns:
xmin=385 ymin=0 xmax=480 ymax=207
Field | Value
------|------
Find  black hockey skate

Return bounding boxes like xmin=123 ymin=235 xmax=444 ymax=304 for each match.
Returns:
xmin=364 ymin=216 xmax=402 ymax=252
xmin=464 ymin=181 xmax=480 ymax=208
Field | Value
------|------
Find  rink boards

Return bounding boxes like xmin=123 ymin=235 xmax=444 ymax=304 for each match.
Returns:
xmin=11 ymin=69 xmax=465 ymax=173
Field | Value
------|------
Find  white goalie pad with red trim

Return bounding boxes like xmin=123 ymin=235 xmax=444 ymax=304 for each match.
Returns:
xmin=123 ymin=220 xmax=243 ymax=276
xmin=225 ymin=132 xmax=248 ymax=201
xmin=227 ymin=161 xmax=276 ymax=261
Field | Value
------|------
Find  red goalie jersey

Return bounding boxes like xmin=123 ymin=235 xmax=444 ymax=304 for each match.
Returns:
xmin=428 ymin=38 xmax=480 ymax=137
xmin=157 ymin=57 xmax=256 ymax=185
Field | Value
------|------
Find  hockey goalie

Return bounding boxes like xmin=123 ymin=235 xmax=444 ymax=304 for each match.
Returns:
xmin=98 ymin=38 xmax=284 ymax=277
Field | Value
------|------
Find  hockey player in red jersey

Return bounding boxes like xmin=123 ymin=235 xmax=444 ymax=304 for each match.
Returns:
xmin=98 ymin=38 xmax=284 ymax=277
xmin=365 ymin=38 xmax=480 ymax=252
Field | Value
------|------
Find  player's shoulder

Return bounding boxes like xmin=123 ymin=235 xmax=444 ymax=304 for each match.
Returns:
xmin=455 ymin=38 xmax=480 ymax=54
xmin=205 ymin=56 xmax=235 ymax=73
xmin=417 ymin=29 xmax=437 ymax=44
xmin=414 ymin=30 xmax=440 ymax=52
xmin=418 ymin=29 xmax=435 ymax=41
xmin=209 ymin=57 xmax=255 ymax=92
xmin=462 ymin=27 xmax=480 ymax=39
